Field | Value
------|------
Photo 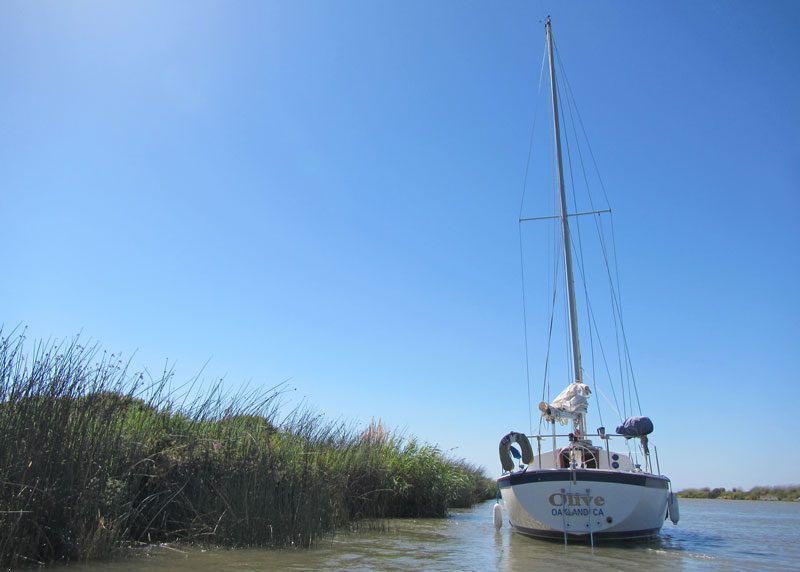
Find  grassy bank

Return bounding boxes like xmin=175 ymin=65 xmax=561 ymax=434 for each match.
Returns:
xmin=677 ymin=486 xmax=800 ymax=501
xmin=0 ymin=332 xmax=494 ymax=568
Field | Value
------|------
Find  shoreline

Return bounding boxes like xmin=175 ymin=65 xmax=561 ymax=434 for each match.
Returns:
xmin=678 ymin=497 xmax=799 ymax=503
xmin=676 ymin=486 xmax=799 ymax=502
xmin=0 ymin=333 xmax=494 ymax=568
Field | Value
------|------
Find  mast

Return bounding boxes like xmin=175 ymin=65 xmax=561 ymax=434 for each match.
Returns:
xmin=545 ymin=18 xmax=585 ymax=433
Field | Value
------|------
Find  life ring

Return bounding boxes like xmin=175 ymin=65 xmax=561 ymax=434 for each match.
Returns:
xmin=499 ymin=431 xmax=534 ymax=471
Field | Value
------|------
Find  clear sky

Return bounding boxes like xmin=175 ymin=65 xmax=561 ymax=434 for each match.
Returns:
xmin=1 ymin=1 xmax=798 ymax=490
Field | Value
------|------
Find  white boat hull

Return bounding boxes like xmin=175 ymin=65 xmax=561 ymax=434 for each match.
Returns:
xmin=498 ymin=469 xmax=670 ymax=541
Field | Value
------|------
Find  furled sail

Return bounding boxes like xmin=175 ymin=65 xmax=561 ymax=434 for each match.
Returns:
xmin=538 ymin=383 xmax=591 ymax=424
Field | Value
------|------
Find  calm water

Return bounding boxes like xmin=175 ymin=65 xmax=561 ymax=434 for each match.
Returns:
xmin=73 ymin=499 xmax=800 ymax=571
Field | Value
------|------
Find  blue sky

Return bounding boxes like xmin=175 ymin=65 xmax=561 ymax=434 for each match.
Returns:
xmin=1 ymin=1 xmax=798 ymax=489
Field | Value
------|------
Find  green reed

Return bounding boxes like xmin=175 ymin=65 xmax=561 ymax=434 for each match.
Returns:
xmin=0 ymin=332 xmax=493 ymax=567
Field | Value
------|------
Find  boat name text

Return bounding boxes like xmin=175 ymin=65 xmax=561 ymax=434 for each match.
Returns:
xmin=548 ymin=492 xmax=605 ymax=508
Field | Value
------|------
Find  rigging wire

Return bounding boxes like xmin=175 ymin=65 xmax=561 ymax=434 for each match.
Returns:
xmin=554 ymin=45 xmax=643 ymax=416
xmin=519 ymin=39 xmax=549 ymax=218
xmin=525 ymin=28 xmax=648 ymax=435
xmin=553 ymin=40 xmax=644 ymax=419
xmin=595 ymin=385 xmax=622 ymax=420
xmin=557 ymin=77 xmax=581 ymax=386
xmin=549 ymin=137 xmax=560 ymax=404
xmin=553 ymin=39 xmax=606 ymax=428
xmin=518 ymin=228 xmax=533 ymax=435
xmin=538 ymin=236 xmax=562 ymax=435
xmin=537 ymin=80 xmax=564 ymax=435
xmin=540 ymin=68 xmax=561 ymax=436
xmin=538 ymin=134 xmax=561 ymax=436
xmin=518 ymin=38 xmax=549 ymax=435
xmin=582 ymin=284 xmax=624 ymax=422
xmin=564 ymin=75 xmax=625 ymax=421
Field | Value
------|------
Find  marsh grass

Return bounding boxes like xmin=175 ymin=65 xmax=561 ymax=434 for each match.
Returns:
xmin=0 ymin=332 xmax=493 ymax=567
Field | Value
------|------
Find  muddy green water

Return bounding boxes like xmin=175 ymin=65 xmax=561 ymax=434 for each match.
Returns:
xmin=71 ymin=499 xmax=799 ymax=571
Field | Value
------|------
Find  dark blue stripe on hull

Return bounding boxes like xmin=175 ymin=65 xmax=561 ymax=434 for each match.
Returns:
xmin=513 ymin=524 xmax=661 ymax=543
xmin=497 ymin=469 xmax=669 ymax=489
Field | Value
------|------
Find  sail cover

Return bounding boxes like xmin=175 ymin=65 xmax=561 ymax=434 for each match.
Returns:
xmin=551 ymin=383 xmax=591 ymax=413
xmin=540 ymin=383 xmax=591 ymax=422
xmin=615 ymin=416 xmax=654 ymax=437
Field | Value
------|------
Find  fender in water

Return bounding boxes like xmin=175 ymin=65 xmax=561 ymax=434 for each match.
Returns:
xmin=667 ymin=492 xmax=680 ymax=524
xmin=498 ymin=431 xmax=534 ymax=471
xmin=493 ymin=502 xmax=503 ymax=529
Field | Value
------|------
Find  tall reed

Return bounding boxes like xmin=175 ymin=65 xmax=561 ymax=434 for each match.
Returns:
xmin=0 ymin=332 xmax=493 ymax=567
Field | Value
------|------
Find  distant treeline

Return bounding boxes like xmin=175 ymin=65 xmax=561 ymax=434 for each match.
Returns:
xmin=0 ymin=331 xmax=494 ymax=568
xmin=677 ymin=486 xmax=800 ymax=501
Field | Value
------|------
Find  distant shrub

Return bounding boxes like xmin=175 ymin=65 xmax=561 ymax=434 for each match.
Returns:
xmin=677 ymin=485 xmax=800 ymax=501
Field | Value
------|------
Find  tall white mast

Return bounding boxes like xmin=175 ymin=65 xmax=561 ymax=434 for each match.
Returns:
xmin=545 ymin=18 xmax=586 ymax=434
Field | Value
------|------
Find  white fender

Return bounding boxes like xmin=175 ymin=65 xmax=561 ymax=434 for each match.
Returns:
xmin=493 ymin=502 xmax=503 ymax=529
xmin=667 ymin=492 xmax=680 ymax=524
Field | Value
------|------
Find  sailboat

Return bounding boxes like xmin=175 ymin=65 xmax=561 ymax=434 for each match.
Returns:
xmin=496 ymin=18 xmax=679 ymax=542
